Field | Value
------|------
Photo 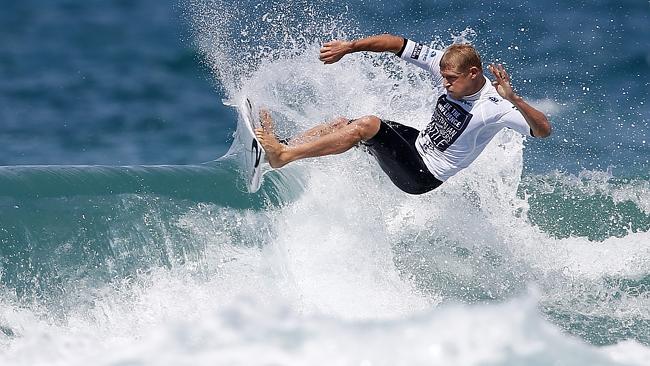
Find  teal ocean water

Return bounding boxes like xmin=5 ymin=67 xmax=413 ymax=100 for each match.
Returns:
xmin=1 ymin=0 xmax=649 ymax=365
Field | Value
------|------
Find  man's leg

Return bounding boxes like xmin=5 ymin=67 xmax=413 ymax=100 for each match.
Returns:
xmin=255 ymin=112 xmax=381 ymax=168
xmin=285 ymin=117 xmax=350 ymax=146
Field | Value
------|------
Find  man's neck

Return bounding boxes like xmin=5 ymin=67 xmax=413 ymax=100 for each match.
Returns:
xmin=466 ymin=75 xmax=487 ymax=97
xmin=457 ymin=76 xmax=487 ymax=101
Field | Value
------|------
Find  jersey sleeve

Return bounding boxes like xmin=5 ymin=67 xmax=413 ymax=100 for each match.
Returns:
xmin=499 ymin=106 xmax=534 ymax=137
xmin=396 ymin=39 xmax=444 ymax=87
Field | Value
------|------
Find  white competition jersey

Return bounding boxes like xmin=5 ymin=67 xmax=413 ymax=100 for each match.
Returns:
xmin=398 ymin=39 xmax=533 ymax=181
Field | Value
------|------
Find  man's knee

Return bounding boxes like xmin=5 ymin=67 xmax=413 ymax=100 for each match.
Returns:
xmin=331 ymin=117 xmax=349 ymax=129
xmin=353 ymin=115 xmax=381 ymax=140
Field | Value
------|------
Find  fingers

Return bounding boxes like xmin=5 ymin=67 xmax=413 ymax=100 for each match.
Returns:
xmin=319 ymin=40 xmax=344 ymax=64
xmin=319 ymin=52 xmax=340 ymax=64
xmin=319 ymin=50 xmax=337 ymax=63
xmin=319 ymin=50 xmax=338 ymax=64
xmin=319 ymin=40 xmax=338 ymax=55
xmin=319 ymin=55 xmax=337 ymax=64
xmin=319 ymin=45 xmax=332 ymax=62
xmin=489 ymin=63 xmax=510 ymax=83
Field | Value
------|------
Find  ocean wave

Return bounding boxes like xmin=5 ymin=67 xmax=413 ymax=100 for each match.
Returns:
xmin=520 ymin=170 xmax=650 ymax=240
xmin=0 ymin=160 xmax=301 ymax=207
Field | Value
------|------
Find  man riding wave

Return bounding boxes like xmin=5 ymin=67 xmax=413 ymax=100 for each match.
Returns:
xmin=255 ymin=34 xmax=552 ymax=194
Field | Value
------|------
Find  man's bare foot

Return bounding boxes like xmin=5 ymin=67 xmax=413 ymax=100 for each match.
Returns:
xmin=259 ymin=109 xmax=274 ymax=132
xmin=255 ymin=110 xmax=290 ymax=168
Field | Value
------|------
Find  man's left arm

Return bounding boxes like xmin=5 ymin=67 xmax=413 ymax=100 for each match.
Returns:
xmin=489 ymin=63 xmax=552 ymax=138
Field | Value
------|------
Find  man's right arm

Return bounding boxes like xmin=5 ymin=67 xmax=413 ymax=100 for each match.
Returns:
xmin=489 ymin=63 xmax=552 ymax=138
xmin=319 ymin=34 xmax=405 ymax=64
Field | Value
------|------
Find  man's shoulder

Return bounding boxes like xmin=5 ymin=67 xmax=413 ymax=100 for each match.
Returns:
xmin=479 ymin=83 xmax=516 ymax=111
xmin=470 ymin=83 xmax=519 ymax=123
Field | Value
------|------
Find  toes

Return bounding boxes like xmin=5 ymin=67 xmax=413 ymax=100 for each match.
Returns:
xmin=259 ymin=109 xmax=274 ymax=131
xmin=259 ymin=110 xmax=270 ymax=124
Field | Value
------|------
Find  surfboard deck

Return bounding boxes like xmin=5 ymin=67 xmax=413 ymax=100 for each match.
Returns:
xmin=235 ymin=97 xmax=267 ymax=193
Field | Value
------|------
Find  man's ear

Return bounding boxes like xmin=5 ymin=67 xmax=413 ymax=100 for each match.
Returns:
xmin=468 ymin=66 xmax=481 ymax=79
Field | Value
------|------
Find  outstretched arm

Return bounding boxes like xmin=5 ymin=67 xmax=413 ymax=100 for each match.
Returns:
xmin=319 ymin=34 xmax=404 ymax=64
xmin=489 ymin=63 xmax=552 ymax=138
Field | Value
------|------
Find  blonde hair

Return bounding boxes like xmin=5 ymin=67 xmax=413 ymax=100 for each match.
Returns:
xmin=440 ymin=44 xmax=483 ymax=72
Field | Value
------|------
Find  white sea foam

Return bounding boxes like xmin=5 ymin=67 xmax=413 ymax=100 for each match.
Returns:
xmin=2 ymin=290 xmax=648 ymax=366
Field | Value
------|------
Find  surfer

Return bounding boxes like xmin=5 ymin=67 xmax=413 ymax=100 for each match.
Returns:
xmin=255 ymin=34 xmax=552 ymax=194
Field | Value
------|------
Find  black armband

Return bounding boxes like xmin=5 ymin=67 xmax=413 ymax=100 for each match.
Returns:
xmin=395 ymin=38 xmax=408 ymax=57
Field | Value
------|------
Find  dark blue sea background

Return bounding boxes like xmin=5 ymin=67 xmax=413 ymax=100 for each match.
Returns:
xmin=1 ymin=0 xmax=647 ymax=172
xmin=0 ymin=0 xmax=648 ymax=365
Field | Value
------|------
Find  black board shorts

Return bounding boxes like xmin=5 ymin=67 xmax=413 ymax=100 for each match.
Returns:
xmin=360 ymin=119 xmax=443 ymax=195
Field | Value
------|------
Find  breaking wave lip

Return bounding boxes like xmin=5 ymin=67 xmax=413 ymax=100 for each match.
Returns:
xmin=0 ymin=158 xmax=304 ymax=208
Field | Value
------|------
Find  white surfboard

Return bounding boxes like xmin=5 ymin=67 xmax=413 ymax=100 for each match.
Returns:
xmin=236 ymin=97 xmax=267 ymax=193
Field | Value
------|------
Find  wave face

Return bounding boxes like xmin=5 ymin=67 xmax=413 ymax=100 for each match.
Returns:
xmin=1 ymin=0 xmax=649 ymax=365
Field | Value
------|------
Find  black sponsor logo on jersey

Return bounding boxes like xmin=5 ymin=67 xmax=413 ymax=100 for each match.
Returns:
xmin=420 ymin=95 xmax=473 ymax=152
xmin=489 ymin=96 xmax=501 ymax=104
xmin=411 ymin=44 xmax=423 ymax=59
xmin=422 ymin=49 xmax=436 ymax=62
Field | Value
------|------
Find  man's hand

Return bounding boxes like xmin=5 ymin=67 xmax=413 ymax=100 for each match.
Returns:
xmin=488 ymin=63 xmax=517 ymax=101
xmin=489 ymin=63 xmax=552 ymax=138
xmin=320 ymin=40 xmax=353 ymax=64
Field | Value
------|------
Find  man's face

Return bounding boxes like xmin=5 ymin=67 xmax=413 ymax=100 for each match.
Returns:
xmin=441 ymin=67 xmax=477 ymax=100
